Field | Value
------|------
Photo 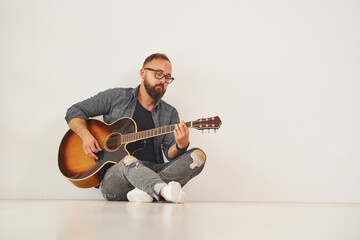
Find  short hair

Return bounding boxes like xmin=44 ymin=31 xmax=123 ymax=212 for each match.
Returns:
xmin=143 ymin=53 xmax=171 ymax=67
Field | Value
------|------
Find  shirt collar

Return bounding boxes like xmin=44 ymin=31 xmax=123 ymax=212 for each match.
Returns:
xmin=131 ymin=85 xmax=140 ymax=99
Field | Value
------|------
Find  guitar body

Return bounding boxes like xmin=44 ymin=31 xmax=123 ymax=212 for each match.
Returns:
xmin=58 ymin=117 xmax=140 ymax=188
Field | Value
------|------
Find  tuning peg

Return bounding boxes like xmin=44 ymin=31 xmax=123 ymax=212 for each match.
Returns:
xmin=202 ymin=130 xmax=204 ymax=134
xmin=214 ymin=129 xmax=217 ymax=133
xmin=208 ymin=129 xmax=210 ymax=133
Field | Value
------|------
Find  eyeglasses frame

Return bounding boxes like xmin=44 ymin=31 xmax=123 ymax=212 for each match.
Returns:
xmin=144 ymin=68 xmax=175 ymax=84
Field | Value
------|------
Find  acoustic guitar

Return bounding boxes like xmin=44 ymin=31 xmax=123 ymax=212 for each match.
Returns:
xmin=58 ymin=116 xmax=222 ymax=188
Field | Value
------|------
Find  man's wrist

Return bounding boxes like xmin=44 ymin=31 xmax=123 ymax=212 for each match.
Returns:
xmin=176 ymin=142 xmax=190 ymax=152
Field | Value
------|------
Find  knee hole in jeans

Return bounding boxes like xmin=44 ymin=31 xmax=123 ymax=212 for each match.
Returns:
xmin=124 ymin=155 xmax=137 ymax=166
xmin=189 ymin=150 xmax=206 ymax=169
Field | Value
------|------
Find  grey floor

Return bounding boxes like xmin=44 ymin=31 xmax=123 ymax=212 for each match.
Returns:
xmin=1 ymin=200 xmax=360 ymax=240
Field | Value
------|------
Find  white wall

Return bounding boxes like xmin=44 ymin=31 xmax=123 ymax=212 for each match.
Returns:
xmin=1 ymin=0 xmax=359 ymax=203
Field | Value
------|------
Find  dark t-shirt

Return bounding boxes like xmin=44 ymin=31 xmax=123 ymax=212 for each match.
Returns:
xmin=132 ymin=100 xmax=157 ymax=163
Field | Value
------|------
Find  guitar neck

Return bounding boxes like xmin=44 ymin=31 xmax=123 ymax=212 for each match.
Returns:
xmin=121 ymin=121 xmax=192 ymax=143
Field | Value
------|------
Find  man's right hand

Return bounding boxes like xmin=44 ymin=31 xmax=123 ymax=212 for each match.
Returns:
xmin=68 ymin=118 xmax=102 ymax=160
xmin=82 ymin=132 xmax=102 ymax=160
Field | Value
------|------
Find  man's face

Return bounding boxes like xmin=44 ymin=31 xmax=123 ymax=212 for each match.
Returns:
xmin=141 ymin=58 xmax=172 ymax=100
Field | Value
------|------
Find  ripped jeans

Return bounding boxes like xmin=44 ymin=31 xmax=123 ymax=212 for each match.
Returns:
xmin=100 ymin=148 xmax=206 ymax=201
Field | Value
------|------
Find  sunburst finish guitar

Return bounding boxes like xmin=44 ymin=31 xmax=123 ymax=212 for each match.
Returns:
xmin=58 ymin=116 xmax=222 ymax=188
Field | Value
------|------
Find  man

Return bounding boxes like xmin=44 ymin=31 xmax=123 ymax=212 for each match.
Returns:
xmin=65 ymin=53 xmax=206 ymax=203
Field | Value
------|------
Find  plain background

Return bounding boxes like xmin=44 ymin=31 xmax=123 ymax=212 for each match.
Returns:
xmin=0 ymin=0 xmax=359 ymax=202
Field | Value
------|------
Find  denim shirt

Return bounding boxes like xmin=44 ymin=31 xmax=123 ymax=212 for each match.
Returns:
xmin=65 ymin=85 xmax=179 ymax=163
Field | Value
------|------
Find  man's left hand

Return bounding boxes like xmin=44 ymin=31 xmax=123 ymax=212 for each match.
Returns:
xmin=174 ymin=121 xmax=189 ymax=149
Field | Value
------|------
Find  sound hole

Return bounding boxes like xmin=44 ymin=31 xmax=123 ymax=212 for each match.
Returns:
xmin=105 ymin=132 xmax=122 ymax=151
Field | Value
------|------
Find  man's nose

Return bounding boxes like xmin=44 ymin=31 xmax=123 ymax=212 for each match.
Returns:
xmin=158 ymin=76 xmax=165 ymax=84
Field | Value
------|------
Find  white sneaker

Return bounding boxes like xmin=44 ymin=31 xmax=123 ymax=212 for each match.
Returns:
xmin=162 ymin=181 xmax=186 ymax=203
xmin=127 ymin=188 xmax=153 ymax=203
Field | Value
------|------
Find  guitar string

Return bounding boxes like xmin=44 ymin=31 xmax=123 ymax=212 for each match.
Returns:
xmin=106 ymin=117 xmax=220 ymax=147
xmin=121 ymin=121 xmax=192 ymax=143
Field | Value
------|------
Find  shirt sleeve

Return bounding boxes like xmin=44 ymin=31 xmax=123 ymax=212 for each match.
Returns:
xmin=65 ymin=89 xmax=114 ymax=123
xmin=162 ymin=108 xmax=180 ymax=161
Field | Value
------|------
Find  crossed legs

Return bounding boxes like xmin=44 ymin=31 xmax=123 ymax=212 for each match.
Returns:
xmin=100 ymin=148 xmax=206 ymax=202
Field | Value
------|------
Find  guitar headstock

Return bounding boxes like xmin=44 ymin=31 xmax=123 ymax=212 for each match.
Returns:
xmin=192 ymin=116 xmax=222 ymax=131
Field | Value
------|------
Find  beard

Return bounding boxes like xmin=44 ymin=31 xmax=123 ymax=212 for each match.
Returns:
xmin=144 ymin=77 xmax=166 ymax=101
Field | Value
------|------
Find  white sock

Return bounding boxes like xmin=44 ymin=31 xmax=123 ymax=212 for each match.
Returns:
xmin=162 ymin=181 xmax=186 ymax=204
xmin=127 ymin=188 xmax=153 ymax=203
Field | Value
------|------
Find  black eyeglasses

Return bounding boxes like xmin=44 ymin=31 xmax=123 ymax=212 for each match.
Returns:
xmin=144 ymin=68 xmax=175 ymax=84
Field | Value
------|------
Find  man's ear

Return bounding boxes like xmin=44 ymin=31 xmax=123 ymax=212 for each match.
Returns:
xmin=140 ymin=68 xmax=145 ymax=80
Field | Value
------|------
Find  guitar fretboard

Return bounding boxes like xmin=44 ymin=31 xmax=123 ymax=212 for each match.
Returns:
xmin=121 ymin=121 xmax=192 ymax=143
